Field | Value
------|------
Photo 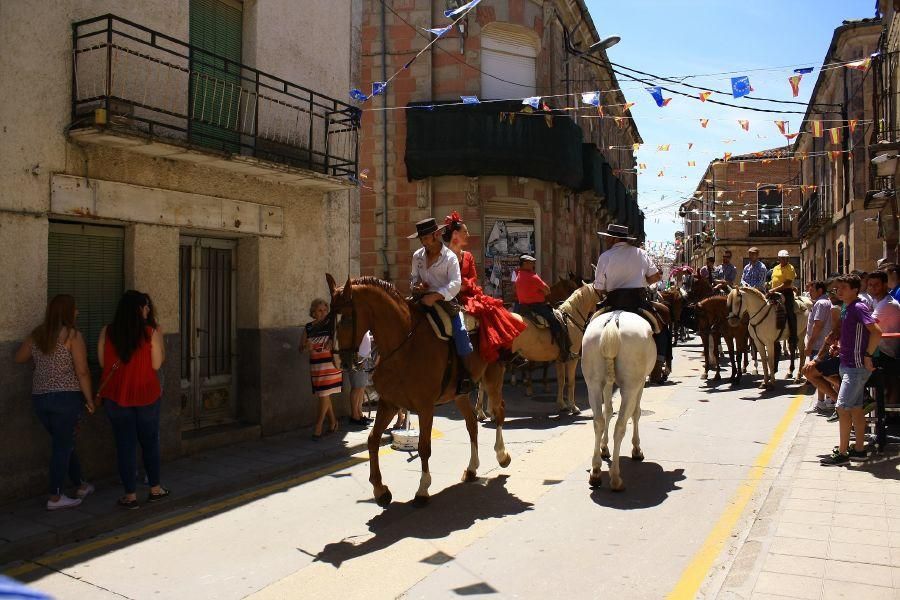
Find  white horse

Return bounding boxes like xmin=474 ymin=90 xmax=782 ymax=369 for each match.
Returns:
xmin=583 ymin=311 xmax=657 ymax=491
xmin=727 ymin=287 xmax=810 ymax=388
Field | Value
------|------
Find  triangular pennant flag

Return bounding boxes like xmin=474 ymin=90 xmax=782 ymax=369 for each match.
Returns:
xmin=646 ymin=86 xmax=672 ymax=107
xmin=829 ymin=150 xmax=842 ymax=161
xmin=784 ymin=132 xmax=799 ymax=141
xmin=731 ymin=76 xmax=752 ymax=98
xmin=424 ymin=25 xmax=453 ymax=36
xmin=849 ymin=119 xmax=858 ymax=134
xmin=444 ymin=0 xmax=481 ymax=18
xmin=789 ymin=74 xmax=803 ymax=97
xmin=794 ymin=67 xmax=814 ymax=74
xmin=723 ymin=152 xmax=732 ymax=161
xmin=774 ymin=120 xmax=787 ymax=135
xmin=687 ymin=143 xmax=693 ymax=150
xmin=545 ymin=114 xmax=553 ymax=128
xmin=372 ymin=81 xmax=387 ymax=97
xmin=460 ymin=95 xmax=480 ymax=104
xmin=700 ymin=118 xmax=709 ymax=128
xmin=699 ymin=91 xmax=712 ymax=102
xmin=633 ymin=143 xmax=641 ymax=152
xmin=349 ymin=88 xmax=369 ymax=102
xmin=811 ymin=120 xmax=823 ymax=137
xmin=597 ymin=105 xmax=605 ymax=117
xmin=657 ymin=170 xmax=665 ymax=177
xmin=522 ymin=96 xmax=541 ymax=109
xmin=638 ymin=163 xmax=647 ymax=170
xmin=829 ymin=127 xmax=842 ymax=145
xmin=581 ymin=91 xmax=600 ymax=107
xmin=657 ymin=144 xmax=670 ymax=151
xmin=845 ymin=57 xmax=871 ymax=72
xmin=739 ymin=162 xmax=746 ymax=173
xmin=687 ymin=161 xmax=696 ymax=167
xmin=615 ymin=116 xmax=626 ymax=129
xmin=623 ymin=102 xmax=635 ymax=112
xmin=738 ymin=119 xmax=750 ymax=132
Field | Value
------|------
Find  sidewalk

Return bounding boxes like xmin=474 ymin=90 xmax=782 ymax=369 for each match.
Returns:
xmin=0 ymin=419 xmax=379 ymax=566
xmin=717 ymin=401 xmax=900 ymax=600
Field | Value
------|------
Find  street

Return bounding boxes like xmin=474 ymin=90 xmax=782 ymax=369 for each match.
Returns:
xmin=7 ymin=341 xmax=811 ymax=599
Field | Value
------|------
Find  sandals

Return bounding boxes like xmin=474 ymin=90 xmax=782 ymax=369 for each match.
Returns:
xmin=118 ymin=496 xmax=139 ymax=510
xmin=147 ymin=488 xmax=170 ymax=503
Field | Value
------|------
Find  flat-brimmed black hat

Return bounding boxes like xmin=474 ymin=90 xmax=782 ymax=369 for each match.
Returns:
xmin=407 ymin=217 xmax=447 ymax=239
xmin=597 ymin=223 xmax=635 ymax=240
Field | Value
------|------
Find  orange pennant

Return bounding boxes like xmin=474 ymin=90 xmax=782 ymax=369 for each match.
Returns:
xmin=699 ymin=91 xmax=712 ymax=102
xmin=597 ymin=105 xmax=604 ymax=117
xmin=723 ymin=152 xmax=732 ymax=161
xmin=789 ymin=75 xmax=802 ymax=97
xmin=845 ymin=57 xmax=871 ymax=71
xmin=700 ymin=118 xmax=709 ymax=128
xmin=829 ymin=127 xmax=841 ymax=145
xmin=623 ymin=102 xmax=635 ymax=112
xmin=829 ymin=150 xmax=842 ymax=161
xmin=738 ymin=119 xmax=750 ymax=132
xmin=784 ymin=132 xmax=799 ymax=141
xmin=848 ymin=119 xmax=858 ymax=134
xmin=774 ymin=120 xmax=787 ymax=135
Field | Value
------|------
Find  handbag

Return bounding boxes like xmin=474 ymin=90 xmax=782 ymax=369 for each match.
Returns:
xmin=94 ymin=361 xmax=120 ymax=404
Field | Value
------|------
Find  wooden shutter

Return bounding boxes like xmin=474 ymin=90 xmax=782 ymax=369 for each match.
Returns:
xmin=48 ymin=223 xmax=124 ymax=369
xmin=190 ymin=0 xmax=243 ymax=152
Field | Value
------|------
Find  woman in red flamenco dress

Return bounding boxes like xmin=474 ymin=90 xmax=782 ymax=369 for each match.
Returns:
xmin=442 ymin=211 xmax=526 ymax=362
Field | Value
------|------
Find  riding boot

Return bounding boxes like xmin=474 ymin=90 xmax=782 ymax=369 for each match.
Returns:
xmin=555 ymin=327 xmax=574 ymax=362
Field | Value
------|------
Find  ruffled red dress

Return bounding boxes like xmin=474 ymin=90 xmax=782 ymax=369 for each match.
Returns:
xmin=457 ymin=250 xmax=526 ymax=362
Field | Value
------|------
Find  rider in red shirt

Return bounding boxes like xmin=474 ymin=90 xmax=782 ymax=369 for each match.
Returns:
xmin=515 ymin=255 xmax=571 ymax=361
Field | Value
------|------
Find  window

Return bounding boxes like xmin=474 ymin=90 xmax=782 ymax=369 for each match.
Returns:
xmin=757 ymin=185 xmax=783 ymax=235
xmin=837 ymin=242 xmax=845 ymax=275
xmin=825 ymin=249 xmax=832 ymax=277
xmin=480 ymin=24 xmax=539 ymax=99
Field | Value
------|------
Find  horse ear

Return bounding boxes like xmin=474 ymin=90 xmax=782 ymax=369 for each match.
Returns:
xmin=326 ymin=273 xmax=337 ymax=298
xmin=341 ymin=277 xmax=353 ymax=301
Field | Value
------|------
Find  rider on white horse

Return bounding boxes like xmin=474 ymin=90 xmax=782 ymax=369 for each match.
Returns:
xmin=592 ymin=224 xmax=666 ymax=375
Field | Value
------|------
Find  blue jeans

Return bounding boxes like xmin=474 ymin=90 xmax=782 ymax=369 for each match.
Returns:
xmin=451 ymin=313 xmax=473 ymax=357
xmin=33 ymin=391 xmax=85 ymax=496
xmin=104 ymin=399 xmax=162 ymax=494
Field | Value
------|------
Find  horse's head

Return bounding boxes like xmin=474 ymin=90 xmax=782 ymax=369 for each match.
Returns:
xmin=726 ymin=287 xmax=744 ymax=327
xmin=326 ymin=273 xmax=361 ymax=369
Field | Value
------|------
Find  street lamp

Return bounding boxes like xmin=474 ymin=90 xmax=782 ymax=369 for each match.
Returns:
xmin=871 ymin=154 xmax=899 ymax=164
xmin=589 ymin=36 xmax=621 ymax=52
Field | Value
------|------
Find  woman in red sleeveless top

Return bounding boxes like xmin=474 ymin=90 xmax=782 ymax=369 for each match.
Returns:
xmin=442 ymin=211 xmax=526 ymax=362
xmin=98 ymin=290 xmax=166 ymax=509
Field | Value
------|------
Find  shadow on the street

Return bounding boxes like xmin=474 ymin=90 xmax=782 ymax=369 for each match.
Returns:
xmin=850 ymin=446 xmax=900 ymax=481
xmin=588 ymin=462 xmax=686 ymax=510
xmin=480 ymin=414 xmax=592 ymax=431
xmin=310 ymin=474 xmax=532 ymax=567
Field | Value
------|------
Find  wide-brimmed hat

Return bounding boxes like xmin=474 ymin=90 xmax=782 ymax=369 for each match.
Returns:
xmin=407 ymin=217 xmax=447 ymax=239
xmin=597 ymin=223 xmax=635 ymax=240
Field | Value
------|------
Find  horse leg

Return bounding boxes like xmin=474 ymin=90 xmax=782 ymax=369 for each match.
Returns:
xmin=590 ymin=414 xmax=605 ymax=487
xmin=795 ymin=337 xmax=806 ymax=384
xmin=454 ymin=394 xmax=480 ymax=482
xmin=631 ymin=398 xmax=644 ymax=461
xmin=610 ymin=388 xmax=638 ymax=492
xmin=600 ymin=382 xmax=614 ymax=460
xmin=555 ymin=361 xmax=567 ymax=412
xmin=474 ymin=384 xmax=489 ymax=421
xmin=414 ymin=408 xmax=434 ymax=505
xmin=567 ymin=359 xmax=580 ymax=414
xmin=369 ymin=400 xmax=398 ymax=507
xmin=484 ymin=362 xmax=511 ymax=468
xmin=712 ymin=334 xmax=722 ymax=381
xmin=543 ymin=362 xmax=551 ymax=394
xmin=700 ymin=334 xmax=709 ymax=380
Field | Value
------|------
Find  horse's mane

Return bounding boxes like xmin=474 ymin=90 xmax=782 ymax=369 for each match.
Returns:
xmin=350 ymin=276 xmax=407 ymax=305
xmin=739 ymin=286 xmax=767 ymax=302
xmin=698 ymin=294 xmax=725 ymax=308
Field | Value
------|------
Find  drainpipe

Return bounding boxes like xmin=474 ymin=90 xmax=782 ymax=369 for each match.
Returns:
xmin=380 ymin=1 xmax=390 ymax=280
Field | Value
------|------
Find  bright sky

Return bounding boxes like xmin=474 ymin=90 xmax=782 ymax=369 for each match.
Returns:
xmin=586 ymin=0 xmax=877 ymax=248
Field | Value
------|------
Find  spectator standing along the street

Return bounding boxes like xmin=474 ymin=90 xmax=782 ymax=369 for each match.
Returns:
xmin=300 ymin=299 xmax=341 ymax=440
xmin=15 ymin=294 xmax=96 ymax=510
xmin=98 ymin=290 xmax=168 ymax=509
xmin=741 ymin=247 xmax=768 ymax=291
xmin=885 ymin=264 xmax=900 ymax=301
xmin=804 ymin=281 xmax=834 ymax=412
xmin=868 ymin=271 xmax=900 ymax=404
xmin=346 ymin=331 xmax=373 ymax=427
xmin=820 ymin=275 xmax=882 ymax=466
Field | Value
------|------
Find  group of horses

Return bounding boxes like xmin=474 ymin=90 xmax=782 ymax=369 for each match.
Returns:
xmin=323 ymin=271 xmax=811 ymax=507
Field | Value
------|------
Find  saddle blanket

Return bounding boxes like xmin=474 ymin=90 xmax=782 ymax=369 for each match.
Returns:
xmin=425 ymin=303 xmax=479 ymax=341
xmin=591 ymin=306 xmax=663 ymax=334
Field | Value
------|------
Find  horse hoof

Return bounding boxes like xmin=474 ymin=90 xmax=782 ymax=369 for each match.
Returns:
xmin=601 ymin=447 xmax=610 ymax=460
xmin=589 ymin=475 xmax=602 ymax=489
xmin=462 ymin=470 xmax=478 ymax=483
xmin=611 ymin=480 xmax=625 ymax=492
xmin=413 ymin=494 xmax=429 ymax=507
xmin=498 ymin=453 xmax=512 ymax=468
xmin=476 ymin=412 xmax=488 ymax=421
xmin=569 ymin=406 xmax=581 ymax=416
xmin=632 ymin=451 xmax=645 ymax=462
xmin=375 ymin=489 xmax=393 ymax=508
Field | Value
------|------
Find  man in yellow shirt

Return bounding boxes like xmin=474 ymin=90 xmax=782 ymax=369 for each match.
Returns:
xmin=770 ymin=249 xmax=798 ymax=345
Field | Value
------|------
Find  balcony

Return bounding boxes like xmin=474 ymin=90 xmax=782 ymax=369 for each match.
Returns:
xmin=798 ymin=192 xmax=833 ymax=238
xmin=69 ymin=15 xmax=359 ymax=189
xmin=405 ymin=100 xmax=584 ymax=189
xmin=873 ymin=50 xmax=900 ymax=145
xmin=749 ymin=219 xmax=793 ymax=238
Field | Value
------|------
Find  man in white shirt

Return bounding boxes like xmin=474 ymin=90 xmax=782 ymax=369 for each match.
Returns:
xmin=804 ymin=280 xmax=836 ymax=411
xmin=593 ymin=223 xmax=667 ymax=378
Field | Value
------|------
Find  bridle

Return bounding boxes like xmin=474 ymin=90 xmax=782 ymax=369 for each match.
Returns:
xmin=559 ymin=286 xmax=600 ymax=335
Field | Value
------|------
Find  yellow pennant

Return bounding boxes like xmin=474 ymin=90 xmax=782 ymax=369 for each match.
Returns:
xmin=687 ymin=161 xmax=696 ymax=167
xmin=700 ymin=118 xmax=709 ymax=128
xmin=699 ymin=91 xmax=712 ymax=102
xmin=849 ymin=119 xmax=858 ymax=134
xmin=829 ymin=127 xmax=841 ymax=145
xmin=623 ymin=102 xmax=635 ymax=111
xmin=723 ymin=152 xmax=732 ymax=161
xmin=657 ymin=144 xmax=670 ymax=151
xmin=739 ymin=162 xmax=746 ymax=172
xmin=811 ymin=120 xmax=823 ymax=137
xmin=633 ymin=143 xmax=641 ymax=151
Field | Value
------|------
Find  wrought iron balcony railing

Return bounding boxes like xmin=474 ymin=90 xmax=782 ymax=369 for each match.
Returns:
xmin=873 ymin=50 xmax=900 ymax=145
xmin=798 ymin=192 xmax=833 ymax=238
xmin=71 ymin=15 xmax=359 ymax=179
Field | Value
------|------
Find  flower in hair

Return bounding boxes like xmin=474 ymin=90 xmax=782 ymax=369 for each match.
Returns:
xmin=444 ymin=210 xmax=463 ymax=227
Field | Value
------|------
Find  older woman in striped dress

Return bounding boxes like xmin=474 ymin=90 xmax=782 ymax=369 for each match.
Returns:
xmin=300 ymin=298 xmax=341 ymax=440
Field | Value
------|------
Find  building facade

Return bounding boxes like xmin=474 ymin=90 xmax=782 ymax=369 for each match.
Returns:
xmin=680 ymin=149 xmax=802 ymax=274
xmin=0 ymin=0 xmax=360 ymax=502
xmin=797 ymin=19 xmax=883 ymax=282
xmin=358 ymin=0 xmax=642 ymax=300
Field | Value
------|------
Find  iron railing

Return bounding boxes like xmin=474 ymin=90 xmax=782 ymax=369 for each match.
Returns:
xmin=873 ymin=50 xmax=900 ymax=144
xmin=71 ymin=15 xmax=360 ymax=179
xmin=749 ymin=218 xmax=793 ymax=237
xmin=798 ymin=192 xmax=833 ymax=238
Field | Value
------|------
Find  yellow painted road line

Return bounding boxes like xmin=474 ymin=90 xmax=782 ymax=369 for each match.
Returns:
xmin=4 ymin=427 xmax=444 ymax=579
xmin=667 ymin=392 xmax=804 ymax=599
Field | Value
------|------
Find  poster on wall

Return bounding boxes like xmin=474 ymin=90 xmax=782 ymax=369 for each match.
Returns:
xmin=484 ymin=218 xmax=536 ymax=303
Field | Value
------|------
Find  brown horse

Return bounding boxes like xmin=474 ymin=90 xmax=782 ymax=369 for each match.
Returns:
xmin=659 ymin=288 xmax=688 ymax=345
xmin=696 ymin=295 xmax=749 ymax=383
xmin=326 ymin=275 xmax=511 ymax=507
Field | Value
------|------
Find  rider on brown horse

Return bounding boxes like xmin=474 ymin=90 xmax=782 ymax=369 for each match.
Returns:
xmin=514 ymin=254 xmax=573 ymax=362
xmin=409 ymin=217 xmax=474 ymax=393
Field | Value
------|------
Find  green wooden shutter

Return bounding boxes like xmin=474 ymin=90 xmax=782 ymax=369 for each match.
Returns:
xmin=48 ymin=223 xmax=124 ymax=369
xmin=190 ymin=0 xmax=242 ymax=153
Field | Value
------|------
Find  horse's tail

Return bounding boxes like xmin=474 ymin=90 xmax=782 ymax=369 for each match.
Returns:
xmin=600 ymin=317 xmax=621 ymax=393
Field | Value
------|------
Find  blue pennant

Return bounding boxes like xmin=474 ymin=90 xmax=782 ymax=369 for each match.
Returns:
xmin=731 ymin=76 xmax=751 ymax=98
xmin=444 ymin=0 xmax=481 ymax=18
xmin=348 ymin=88 xmax=368 ymax=102
xmin=460 ymin=95 xmax=480 ymax=104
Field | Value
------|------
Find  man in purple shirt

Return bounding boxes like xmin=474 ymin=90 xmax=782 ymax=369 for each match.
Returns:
xmin=821 ymin=274 xmax=883 ymax=466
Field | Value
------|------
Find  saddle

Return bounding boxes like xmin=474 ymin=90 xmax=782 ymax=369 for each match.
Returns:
xmin=516 ymin=304 xmax=563 ymax=330
xmin=423 ymin=301 xmax=478 ymax=341
xmin=595 ymin=288 xmax=664 ymax=334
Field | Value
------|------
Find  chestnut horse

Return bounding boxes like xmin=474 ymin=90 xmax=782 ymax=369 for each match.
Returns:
xmin=695 ymin=295 xmax=749 ymax=383
xmin=327 ymin=275 xmax=509 ymax=508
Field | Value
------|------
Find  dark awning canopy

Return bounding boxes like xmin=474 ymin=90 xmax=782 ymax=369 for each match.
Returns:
xmin=405 ymin=101 xmax=584 ymax=189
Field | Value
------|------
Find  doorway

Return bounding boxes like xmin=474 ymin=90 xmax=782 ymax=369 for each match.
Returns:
xmin=179 ymin=236 xmax=237 ymax=431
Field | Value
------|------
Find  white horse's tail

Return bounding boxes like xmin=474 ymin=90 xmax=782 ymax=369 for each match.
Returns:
xmin=600 ymin=316 xmax=621 ymax=397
